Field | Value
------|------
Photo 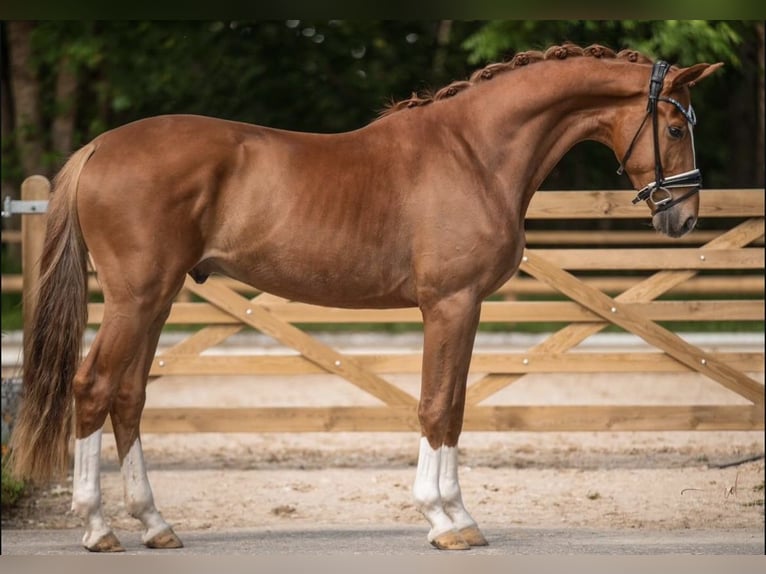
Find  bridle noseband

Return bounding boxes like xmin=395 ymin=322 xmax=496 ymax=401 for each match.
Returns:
xmin=617 ymin=60 xmax=701 ymax=213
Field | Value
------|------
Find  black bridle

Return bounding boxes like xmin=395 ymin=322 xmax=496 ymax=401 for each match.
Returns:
xmin=617 ymin=60 xmax=701 ymax=213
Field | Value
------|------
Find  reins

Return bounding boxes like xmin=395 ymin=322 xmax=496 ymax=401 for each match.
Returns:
xmin=617 ymin=60 xmax=701 ymax=213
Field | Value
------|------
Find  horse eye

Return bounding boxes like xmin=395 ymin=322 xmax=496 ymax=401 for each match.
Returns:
xmin=668 ymin=125 xmax=684 ymax=139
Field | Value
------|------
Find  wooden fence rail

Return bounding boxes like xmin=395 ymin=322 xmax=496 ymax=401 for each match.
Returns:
xmin=6 ymin=177 xmax=765 ymax=433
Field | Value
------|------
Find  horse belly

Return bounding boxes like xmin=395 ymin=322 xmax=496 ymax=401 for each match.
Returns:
xmin=201 ymin=239 xmax=417 ymax=309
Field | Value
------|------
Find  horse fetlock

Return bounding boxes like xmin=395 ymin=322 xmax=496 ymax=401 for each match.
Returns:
xmin=412 ymin=483 xmax=441 ymax=514
xmin=442 ymin=500 xmax=476 ymax=531
xmin=71 ymin=489 xmax=100 ymax=518
xmin=132 ymin=507 xmax=172 ymax=539
xmin=124 ymin=494 xmax=153 ymax=520
xmin=77 ymin=506 xmax=117 ymax=552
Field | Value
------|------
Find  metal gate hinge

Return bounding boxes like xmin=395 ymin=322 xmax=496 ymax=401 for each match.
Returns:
xmin=1 ymin=196 xmax=49 ymax=218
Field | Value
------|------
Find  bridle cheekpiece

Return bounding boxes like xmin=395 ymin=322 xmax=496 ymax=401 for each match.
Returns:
xmin=617 ymin=60 xmax=702 ymax=213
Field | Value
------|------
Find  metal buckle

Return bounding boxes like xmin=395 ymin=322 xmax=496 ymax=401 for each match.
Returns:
xmin=649 ymin=187 xmax=673 ymax=207
xmin=632 ymin=184 xmax=653 ymax=205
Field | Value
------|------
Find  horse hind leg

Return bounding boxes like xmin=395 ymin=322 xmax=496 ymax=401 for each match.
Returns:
xmin=71 ymin=293 xmax=181 ymax=551
xmin=111 ymin=304 xmax=183 ymax=549
xmin=71 ymin=306 xmax=144 ymax=552
xmin=71 ymin=428 xmax=123 ymax=551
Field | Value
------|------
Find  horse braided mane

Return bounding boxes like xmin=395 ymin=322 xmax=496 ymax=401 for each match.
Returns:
xmin=379 ymin=43 xmax=653 ymax=118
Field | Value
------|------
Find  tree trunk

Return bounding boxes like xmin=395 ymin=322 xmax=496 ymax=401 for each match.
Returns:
xmin=432 ymin=20 xmax=452 ymax=78
xmin=2 ymin=24 xmax=20 ymax=257
xmin=7 ymin=21 xmax=45 ymax=178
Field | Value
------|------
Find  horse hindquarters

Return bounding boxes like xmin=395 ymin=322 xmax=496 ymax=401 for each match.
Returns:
xmin=64 ymin=138 xmax=198 ymax=550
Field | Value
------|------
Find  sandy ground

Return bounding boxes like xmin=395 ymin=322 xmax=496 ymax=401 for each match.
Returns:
xmin=2 ymin=332 xmax=764 ymax=537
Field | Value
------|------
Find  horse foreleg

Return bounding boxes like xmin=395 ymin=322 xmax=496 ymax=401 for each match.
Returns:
xmin=439 ymin=335 xmax=488 ymax=547
xmin=439 ymin=445 xmax=488 ymax=546
xmin=414 ymin=291 xmax=482 ymax=550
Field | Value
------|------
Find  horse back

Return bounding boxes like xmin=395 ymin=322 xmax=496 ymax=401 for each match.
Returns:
xmin=75 ymin=114 xmax=424 ymax=307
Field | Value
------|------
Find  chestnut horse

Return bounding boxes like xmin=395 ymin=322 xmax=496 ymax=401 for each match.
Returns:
xmin=10 ymin=44 xmax=721 ymax=551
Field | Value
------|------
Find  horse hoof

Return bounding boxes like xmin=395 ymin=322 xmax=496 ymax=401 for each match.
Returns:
xmin=145 ymin=528 xmax=184 ymax=549
xmin=459 ymin=525 xmax=489 ymax=546
xmin=430 ymin=530 xmax=470 ymax=550
xmin=85 ymin=531 xmax=125 ymax=552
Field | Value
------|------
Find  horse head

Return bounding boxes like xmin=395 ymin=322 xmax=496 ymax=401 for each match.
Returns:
xmin=615 ymin=60 xmax=724 ymax=238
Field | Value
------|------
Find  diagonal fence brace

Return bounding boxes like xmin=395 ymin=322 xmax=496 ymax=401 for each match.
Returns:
xmin=519 ymin=251 xmax=764 ymax=407
xmin=182 ymin=277 xmax=417 ymax=407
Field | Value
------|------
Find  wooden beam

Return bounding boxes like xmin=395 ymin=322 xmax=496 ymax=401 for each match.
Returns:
xmin=524 ymin=190 xmax=764 ymax=219
xmin=21 ymin=177 xmax=50 ymax=339
xmin=148 ymin=351 xmax=764 ymax=376
xmin=88 ymin=299 xmax=765 ymax=325
xmin=523 ymin=229 xmax=764 ymax=246
xmin=520 ymin=252 xmax=765 ymax=406
xmin=496 ymin=275 xmax=764 ymax=296
xmin=183 ymin=277 xmax=417 ymax=407
xmin=521 ymin=248 xmax=763 ymax=270
xmin=8 ymin=272 xmax=755 ymax=297
xmin=0 ymin=230 xmax=22 ymax=243
xmin=157 ymin=291 xmax=287 ymax=357
xmin=115 ymin=405 xmax=764 ymax=433
xmin=466 ymin=218 xmax=766 ymax=405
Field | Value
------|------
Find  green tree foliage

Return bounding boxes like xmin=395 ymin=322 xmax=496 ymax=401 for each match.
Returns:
xmin=462 ymin=20 xmax=744 ymax=66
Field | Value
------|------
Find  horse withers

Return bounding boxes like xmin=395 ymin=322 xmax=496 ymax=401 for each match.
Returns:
xmin=10 ymin=43 xmax=722 ymax=551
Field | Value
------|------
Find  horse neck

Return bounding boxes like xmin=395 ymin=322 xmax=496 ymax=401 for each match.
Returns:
xmin=444 ymin=58 xmax=650 ymax=214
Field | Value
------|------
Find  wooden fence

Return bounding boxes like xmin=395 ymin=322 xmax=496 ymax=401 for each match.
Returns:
xmin=4 ymin=175 xmax=765 ymax=432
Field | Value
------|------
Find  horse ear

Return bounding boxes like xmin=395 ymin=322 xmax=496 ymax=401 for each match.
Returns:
xmin=669 ymin=62 xmax=724 ymax=90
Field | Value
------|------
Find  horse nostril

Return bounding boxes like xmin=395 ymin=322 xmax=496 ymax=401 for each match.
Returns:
xmin=682 ymin=216 xmax=696 ymax=234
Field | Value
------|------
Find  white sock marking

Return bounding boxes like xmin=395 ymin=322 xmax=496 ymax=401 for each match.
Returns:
xmin=71 ymin=429 xmax=112 ymax=547
xmin=439 ymin=445 xmax=477 ymax=531
xmin=121 ymin=437 xmax=172 ymax=543
xmin=412 ymin=437 xmax=455 ymax=540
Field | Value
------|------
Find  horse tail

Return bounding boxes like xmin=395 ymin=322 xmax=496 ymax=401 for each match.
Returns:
xmin=9 ymin=143 xmax=96 ymax=483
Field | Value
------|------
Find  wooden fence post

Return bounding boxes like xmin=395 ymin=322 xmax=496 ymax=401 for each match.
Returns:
xmin=21 ymin=176 xmax=50 ymax=343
